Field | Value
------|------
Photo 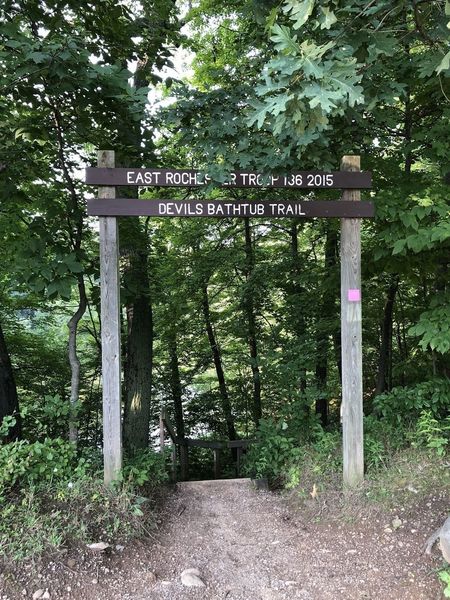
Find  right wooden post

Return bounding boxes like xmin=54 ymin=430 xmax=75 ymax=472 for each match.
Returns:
xmin=340 ymin=155 xmax=364 ymax=488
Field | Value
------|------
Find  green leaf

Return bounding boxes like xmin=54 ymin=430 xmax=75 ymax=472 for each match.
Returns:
xmin=436 ymin=50 xmax=450 ymax=75
xmin=392 ymin=239 xmax=406 ymax=255
xmin=319 ymin=6 xmax=337 ymax=30
xmin=270 ymin=24 xmax=300 ymax=55
xmin=283 ymin=0 xmax=315 ymax=30
xmin=305 ymin=84 xmax=340 ymax=111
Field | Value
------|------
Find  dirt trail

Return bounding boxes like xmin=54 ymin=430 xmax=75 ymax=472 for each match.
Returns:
xmin=132 ymin=478 xmax=442 ymax=600
xmin=3 ymin=478 xmax=445 ymax=599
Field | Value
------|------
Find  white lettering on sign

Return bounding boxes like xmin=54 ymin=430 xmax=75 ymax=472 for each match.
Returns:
xmin=155 ymin=202 xmax=310 ymax=217
xmin=306 ymin=173 xmax=334 ymax=187
xmin=123 ymin=170 xmax=337 ymax=188
xmin=127 ymin=171 xmax=162 ymax=185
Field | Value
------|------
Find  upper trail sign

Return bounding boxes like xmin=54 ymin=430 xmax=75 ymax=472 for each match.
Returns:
xmin=85 ymin=167 xmax=372 ymax=189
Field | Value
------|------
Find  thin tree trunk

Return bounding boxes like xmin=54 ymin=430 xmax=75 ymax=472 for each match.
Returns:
xmin=315 ymin=225 xmax=339 ymax=425
xmin=0 ymin=320 xmax=21 ymax=441
xmin=67 ymin=277 xmax=87 ymax=442
xmin=375 ymin=278 xmax=398 ymax=395
xmin=167 ymin=329 xmax=188 ymax=480
xmin=290 ymin=222 xmax=307 ymax=392
xmin=201 ymin=282 xmax=237 ymax=440
xmin=243 ymin=218 xmax=261 ymax=427
xmin=51 ymin=102 xmax=87 ymax=444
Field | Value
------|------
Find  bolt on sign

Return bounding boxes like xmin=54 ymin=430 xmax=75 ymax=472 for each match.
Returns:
xmin=86 ymin=152 xmax=371 ymax=491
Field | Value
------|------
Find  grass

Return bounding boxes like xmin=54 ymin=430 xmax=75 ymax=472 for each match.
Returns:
xmin=0 ymin=476 xmax=160 ymax=564
xmin=283 ymin=446 xmax=450 ymax=522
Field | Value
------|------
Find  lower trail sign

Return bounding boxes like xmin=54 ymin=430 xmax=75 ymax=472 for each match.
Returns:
xmin=86 ymin=150 xmax=372 ymax=489
xmin=87 ymin=198 xmax=374 ymax=218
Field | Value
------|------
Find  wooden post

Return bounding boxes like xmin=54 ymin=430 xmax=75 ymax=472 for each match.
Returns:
xmin=236 ymin=446 xmax=242 ymax=477
xmin=340 ymin=155 xmax=364 ymax=487
xmin=159 ymin=412 xmax=165 ymax=453
xmin=171 ymin=444 xmax=177 ymax=483
xmin=213 ymin=448 xmax=221 ymax=479
xmin=180 ymin=444 xmax=189 ymax=481
xmin=98 ymin=150 xmax=122 ymax=485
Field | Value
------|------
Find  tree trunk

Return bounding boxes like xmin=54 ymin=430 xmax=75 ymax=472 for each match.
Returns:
xmin=0 ymin=320 xmax=21 ymax=441
xmin=290 ymin=222 xmax=307 ymax=392
xmin=51 ymin=102 xmax=88 ymax=445
xmin=67 ymin=277 xmax=88 ymax=443
xmin=201 ymin=282 xmax=237 ymax=440
xmin=167 ymin=329 xmax=188 ymax=480
xmin=243 ymin=218 xmax=262 ymax=427
xmin=375 ymin=278 xmax=398 ymax=395
xmin=315 ymin=225 xmax=339 ymax=425
xmin=123 ymin=250 xmax=153 ymax=451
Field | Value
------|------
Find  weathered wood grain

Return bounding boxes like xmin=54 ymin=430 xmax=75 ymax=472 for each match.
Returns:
xmin=340 ymin=155 xmax=364 ymax=488
xmin=98 ymin=150 xmax=122 ymax=485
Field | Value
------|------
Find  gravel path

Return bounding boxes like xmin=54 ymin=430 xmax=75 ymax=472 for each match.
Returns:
xmin=2 ymin=478 xmax=445 ymax=599
xmin=115 ymin=479 xmax=442 ymax=600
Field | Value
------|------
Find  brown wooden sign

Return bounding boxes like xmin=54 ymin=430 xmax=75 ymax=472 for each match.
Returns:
xmin=85 ymin=167 xmax=371 ymax=189
xmin=87 ymin=198 xmax=375 ymax=218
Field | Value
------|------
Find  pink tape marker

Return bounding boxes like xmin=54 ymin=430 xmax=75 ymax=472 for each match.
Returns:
xmin=348 ymin=289 xmax=361 ymax=302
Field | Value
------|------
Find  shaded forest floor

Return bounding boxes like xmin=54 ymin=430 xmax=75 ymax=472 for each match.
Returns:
xmin=1 ymin=475 xmax=449 ymax=599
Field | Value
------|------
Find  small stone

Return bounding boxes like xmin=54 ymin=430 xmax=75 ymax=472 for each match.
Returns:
xmin=21 ymin=591 xmax=27 ymax=597
xmin=147 ymin=572 xmax=157 ymax=585
xmin=66 ymin=587 xmax=71 ymax=592
xmin=42 ymin=593 xmax=50 ymax=600
xmin=32 ymin=591 xmax=44 ymax=600
xmin=115 ymin=544 xmax=125 ymax=552
xmin=67 ymin=558 xmax=77 ymax=569
xmin=384 ymin=528 xmax=393 ymax=534
xmin=92 ymin=579 xmax=98 ymax=585
xmin=181 ymin=568 xmax=206 ymax=588
xmin=346 ymin=549 xmax=357 ymax=555
xmin=87 ymin=542 xmax=110 ymax=552
xmin=392 ymin=517 xmax=402 ymax=530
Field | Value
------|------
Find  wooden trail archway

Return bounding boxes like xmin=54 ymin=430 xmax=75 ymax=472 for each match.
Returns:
xmin=85 ymin=150 xmax=373 ymax=488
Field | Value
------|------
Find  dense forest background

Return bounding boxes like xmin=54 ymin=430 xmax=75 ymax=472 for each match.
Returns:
xmin=0 ymin=0 xmax=450 ymax=558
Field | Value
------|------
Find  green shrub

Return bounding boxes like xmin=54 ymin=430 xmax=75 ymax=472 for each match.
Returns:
xmin=438 ymin=569 xmax=450 ymax=597
xmin=122 ymin=448 xmax=168 ymax=487
xmin=20 ymin=394 xmax=74 ymax=439
xmin=243 ymin=418 xmax=303 ymax=482
xmin=310 ymin=429 xmax=342 ymax=473
xmin=0 ymin=437 xmax=87 ymax=499
xmin=411 ymin=410 xmax=450 ymax=456
xmin=0 ymin=415 xmax=17 ymax=440
xmin=363 ymin=415 xmax=409 ymax=470
xmin=373 ymin=378 xmax=450 ymax=426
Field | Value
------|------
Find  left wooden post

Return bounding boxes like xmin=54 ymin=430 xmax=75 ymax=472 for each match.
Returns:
xmin=98 ymin=150 xmax=122 ymax=485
